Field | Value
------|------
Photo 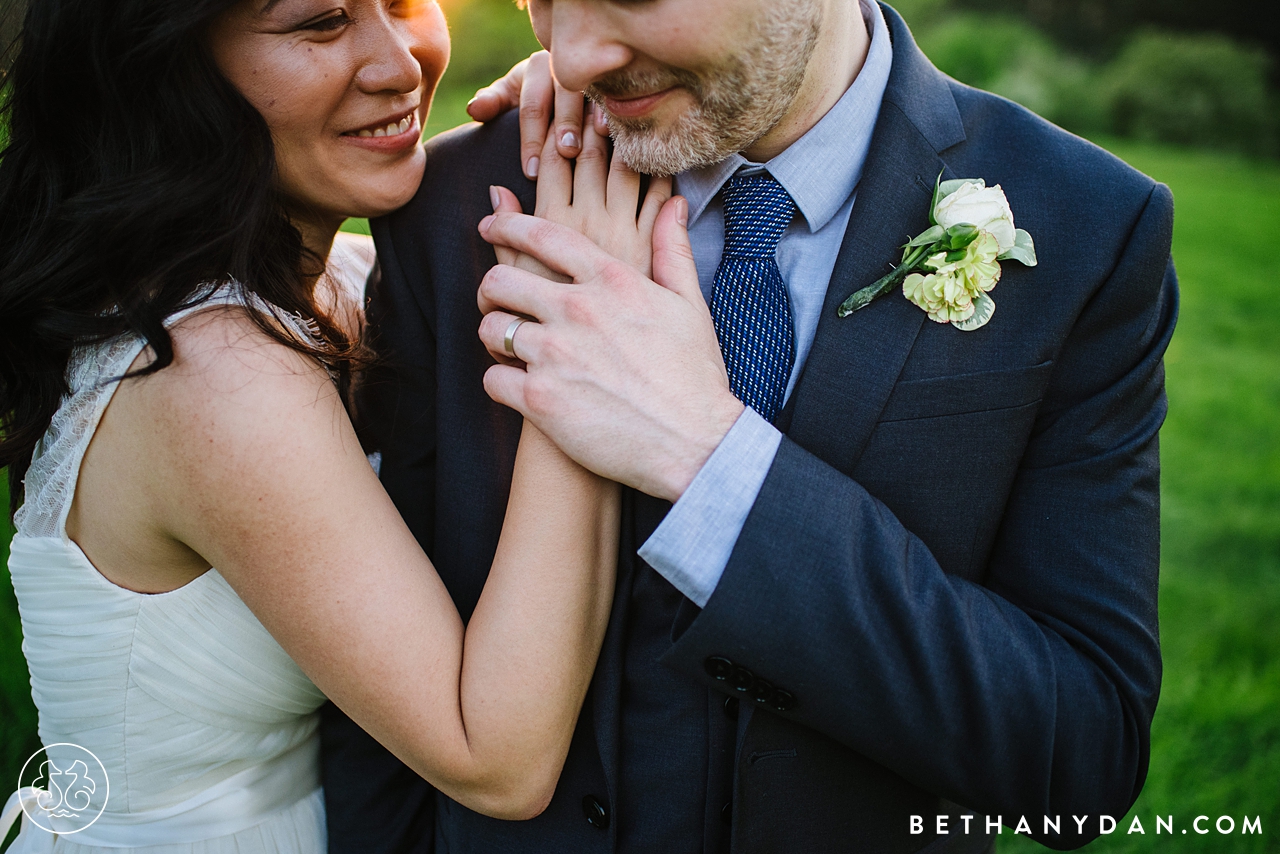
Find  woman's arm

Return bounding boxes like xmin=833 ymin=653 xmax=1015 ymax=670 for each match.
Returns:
xmin=105 ymin=308 xmax=616 ymax=820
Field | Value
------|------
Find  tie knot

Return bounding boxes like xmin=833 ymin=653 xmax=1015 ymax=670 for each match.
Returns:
xmin=721 ymin=173 xmax=796 ymax=259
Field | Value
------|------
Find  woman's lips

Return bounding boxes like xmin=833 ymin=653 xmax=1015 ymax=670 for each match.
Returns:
xmin=341 ymin=111 xmax=421 ymax=154
xmin=602 ymin=87 xmax=678 ymax=119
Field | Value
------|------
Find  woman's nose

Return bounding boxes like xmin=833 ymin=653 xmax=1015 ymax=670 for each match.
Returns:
xmin=354 ymin=11 xmax=425 ymax=94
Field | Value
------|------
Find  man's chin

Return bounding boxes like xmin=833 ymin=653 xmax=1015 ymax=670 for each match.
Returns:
xmin=602 ymin=105 xmax=718 ymax=176
xmin=609 ymin=119 xmax=741 ymax=177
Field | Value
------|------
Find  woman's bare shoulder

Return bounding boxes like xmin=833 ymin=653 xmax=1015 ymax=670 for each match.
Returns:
xmin=157 ymin=302 xmax=335 ymax=396
xmin=125 ymin=304 xmax=346 ymax=474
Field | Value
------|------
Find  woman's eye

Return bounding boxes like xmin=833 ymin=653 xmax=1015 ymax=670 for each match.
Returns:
xmin=389 ymin=0 xmax=430 ymax=15
xmin=300 ymin=11 xmax=351 ymax=32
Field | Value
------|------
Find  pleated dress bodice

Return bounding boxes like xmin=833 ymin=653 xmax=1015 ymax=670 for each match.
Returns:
xmin=0 ymin=263 xmax=375 ymax=852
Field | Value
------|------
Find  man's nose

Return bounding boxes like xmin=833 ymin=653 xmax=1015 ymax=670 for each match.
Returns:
xmin=546 ymin=1 xmax=632 ymax=93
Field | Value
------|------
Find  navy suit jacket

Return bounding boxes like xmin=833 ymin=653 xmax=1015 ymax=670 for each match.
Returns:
xmin=323 ymin=6 xmax=1176 ymax=852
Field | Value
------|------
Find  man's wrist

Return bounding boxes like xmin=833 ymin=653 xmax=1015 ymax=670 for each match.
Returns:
xmin=639 ymin=406 xmax=784 ymax=606
xmin=659 ymin=392 xmax=746 ymax=502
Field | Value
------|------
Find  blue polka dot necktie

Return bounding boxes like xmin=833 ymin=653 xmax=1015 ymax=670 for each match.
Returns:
xmin=710 ymin=172 xmax=797 ymax=424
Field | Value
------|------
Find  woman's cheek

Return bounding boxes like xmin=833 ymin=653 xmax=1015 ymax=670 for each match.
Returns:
xmin=414 ymin=6 xmax=451 ymax=93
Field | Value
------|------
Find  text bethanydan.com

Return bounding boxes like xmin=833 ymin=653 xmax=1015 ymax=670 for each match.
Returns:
xmin=911 ymin=814 xmax=1263 ymax=837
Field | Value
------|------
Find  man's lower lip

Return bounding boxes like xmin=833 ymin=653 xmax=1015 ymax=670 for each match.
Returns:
xmin=603 ymin=88 xmax=677 ymax=119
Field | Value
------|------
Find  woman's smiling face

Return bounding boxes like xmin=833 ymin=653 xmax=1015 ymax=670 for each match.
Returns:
xmin=210 ymin=0 xmax=448 ymax=236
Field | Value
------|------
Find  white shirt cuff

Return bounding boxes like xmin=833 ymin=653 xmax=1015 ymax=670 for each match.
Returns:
xmin=637 ymin=407 xmax=783 ymax=607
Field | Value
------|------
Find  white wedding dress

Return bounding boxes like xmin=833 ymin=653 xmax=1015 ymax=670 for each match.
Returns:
xmin=1 ymin=235 xmax=377 ymax=852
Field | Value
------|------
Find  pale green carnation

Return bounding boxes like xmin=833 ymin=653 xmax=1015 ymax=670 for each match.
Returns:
xmin=903 ymin=231 xmax=1003 ymax=323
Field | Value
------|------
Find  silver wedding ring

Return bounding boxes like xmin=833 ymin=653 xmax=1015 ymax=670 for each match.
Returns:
xmin=503 ymin=317 xmax=529 ymax=360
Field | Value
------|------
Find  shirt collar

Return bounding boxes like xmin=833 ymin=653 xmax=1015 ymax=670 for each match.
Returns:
xmin=675 ymin=0 xmax=893 ymax=234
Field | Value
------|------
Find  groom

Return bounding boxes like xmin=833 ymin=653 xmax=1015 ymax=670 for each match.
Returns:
xmin=324 ymin=1 xmax=1175 ymax=852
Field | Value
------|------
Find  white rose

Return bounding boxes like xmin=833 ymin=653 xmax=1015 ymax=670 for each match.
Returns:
xmin=934 ymin=182 xmax=1017 ymax=254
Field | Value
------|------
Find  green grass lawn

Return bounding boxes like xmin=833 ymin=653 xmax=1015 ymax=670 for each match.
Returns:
xmin=0 ymin=468 xmax=40 ymax=851
xmin=2 ymin=140 xmax=1277 ymax=851
xmin=998 ymin=142 xmax=1280 ymax=852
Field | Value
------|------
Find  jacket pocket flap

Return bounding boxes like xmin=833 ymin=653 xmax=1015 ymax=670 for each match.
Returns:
xmin=879 ymin=360 xmax=1055 ymax=422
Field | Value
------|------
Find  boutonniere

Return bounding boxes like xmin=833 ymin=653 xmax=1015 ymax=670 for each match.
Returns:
xmin=837 ymin=177 xmax=1038 ymax=330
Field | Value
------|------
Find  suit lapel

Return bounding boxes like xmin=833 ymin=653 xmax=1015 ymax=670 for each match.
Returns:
xmin=784 ymin=5 xmax=967 ymax=474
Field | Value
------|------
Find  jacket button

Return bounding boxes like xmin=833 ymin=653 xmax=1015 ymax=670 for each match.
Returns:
xmin=771 ymin=690 xmax=796 ymax=712
xmin=751 ymin=678 xmax=775 ymax=705
xmin=724 ymin=696 xmax=739 ymax=720
xmin=705 ymin=656 xmax=733 ymax=680
xmin=721 ymin=801 xmax=732 ymax=825
xmin=730 ymin=666 xmax=755 ymax=693
xmin=582 ymin=795 xmax=610 ymax=829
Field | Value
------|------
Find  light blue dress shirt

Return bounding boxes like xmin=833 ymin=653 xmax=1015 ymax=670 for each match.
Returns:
xmin=637 ymin=0 xmax=894 ymax=607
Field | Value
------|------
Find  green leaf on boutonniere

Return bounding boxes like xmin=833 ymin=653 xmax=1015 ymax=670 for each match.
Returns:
xmin=998 ymin=228 xmax=1038 ymax=267
xmin=906 ymin=224 xmax=946 ymax=249
xmin=950 ymin=291 xmax=996 ymax=331
xmin=944 ymin=223 xmax=980 ymax=250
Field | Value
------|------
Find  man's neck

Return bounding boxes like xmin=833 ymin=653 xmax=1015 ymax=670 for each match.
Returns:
xmin=741 ymin=0 xmax=872 ymax=163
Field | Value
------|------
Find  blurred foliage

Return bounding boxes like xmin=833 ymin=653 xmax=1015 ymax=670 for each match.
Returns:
xmin=1 ymin=467 xmax=40 ymax=848
xmin=914 ymin=12 xmax=1105 ymax=132
xmin=0 ymin=0 xmax=22 ymax=67
xmin=440 ymin=0 xmax=541 ymax=97
xmin=1106 ymin=32 xmax=1275 ymax=156
xmin=899 ymin=2 xmax=1278 ymax=157
xmin=946 ymin=0 xmax=1279 ymax=68
xmin=427 ymin=0 xmax=541 ymax=136
xmin=916 ymin=13 xmax=1053 ymax=90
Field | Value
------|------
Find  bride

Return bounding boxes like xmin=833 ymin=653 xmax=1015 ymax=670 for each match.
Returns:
xmin=0 ymin=0 xmax=669 ymax=850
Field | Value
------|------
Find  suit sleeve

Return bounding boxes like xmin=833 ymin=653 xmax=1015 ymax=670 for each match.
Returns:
xmin=661 ymin=184 xmax=1177 ymax=849
xmin=320 ymin=215 xmax=438 ymax=854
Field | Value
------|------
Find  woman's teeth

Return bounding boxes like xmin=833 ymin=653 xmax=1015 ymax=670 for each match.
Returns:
xmin=355 ymin=116 xmax=413 ymax=138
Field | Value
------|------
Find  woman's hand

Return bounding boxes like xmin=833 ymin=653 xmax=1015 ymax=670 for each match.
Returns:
xmin=466 ymin=51 xmax=588 ymax=181
xmin=469 ymin=51 xmax=673 ymax=270
xmin=490 ymin=105 xmax=672 ymax=277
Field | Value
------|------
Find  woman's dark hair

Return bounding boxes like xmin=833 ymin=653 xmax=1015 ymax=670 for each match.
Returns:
xmin=0 ymin=0 xmax=371 ymax=511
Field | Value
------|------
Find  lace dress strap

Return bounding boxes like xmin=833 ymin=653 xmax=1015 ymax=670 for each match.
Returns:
xmin=13 ymin=283 xmax=322 ymax=541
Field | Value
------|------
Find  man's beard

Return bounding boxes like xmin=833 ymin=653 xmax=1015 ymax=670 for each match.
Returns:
xmin=584 ymin=2 xmax=823 ymax=177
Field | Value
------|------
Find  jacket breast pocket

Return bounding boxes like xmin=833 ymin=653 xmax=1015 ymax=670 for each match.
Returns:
xmin=877 ymin=360 xmax=1055 ymax=423
xmin=858 ymin=360 xmax=1055 ymax=579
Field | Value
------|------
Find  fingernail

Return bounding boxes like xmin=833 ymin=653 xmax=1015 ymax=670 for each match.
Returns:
xmin=479 ymin=214 xmax=495 ymax=235
xmin=489 ymin=186 xmax=501 ymax=212
xmin=675 ymin=197 xmax=688 ymax=227
xmin=560 ymin=131 xmax=579 ymax=149
xmin=526 ymin=156 xmax=540 ymax=179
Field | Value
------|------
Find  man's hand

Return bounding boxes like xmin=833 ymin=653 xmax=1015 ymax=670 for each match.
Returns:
xmin=476 ymin=202 xmax=744 ymax=502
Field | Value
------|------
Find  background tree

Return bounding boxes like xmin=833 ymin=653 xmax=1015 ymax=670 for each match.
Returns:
xmin=954 ymin=0 xmax=1278 ymax=68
